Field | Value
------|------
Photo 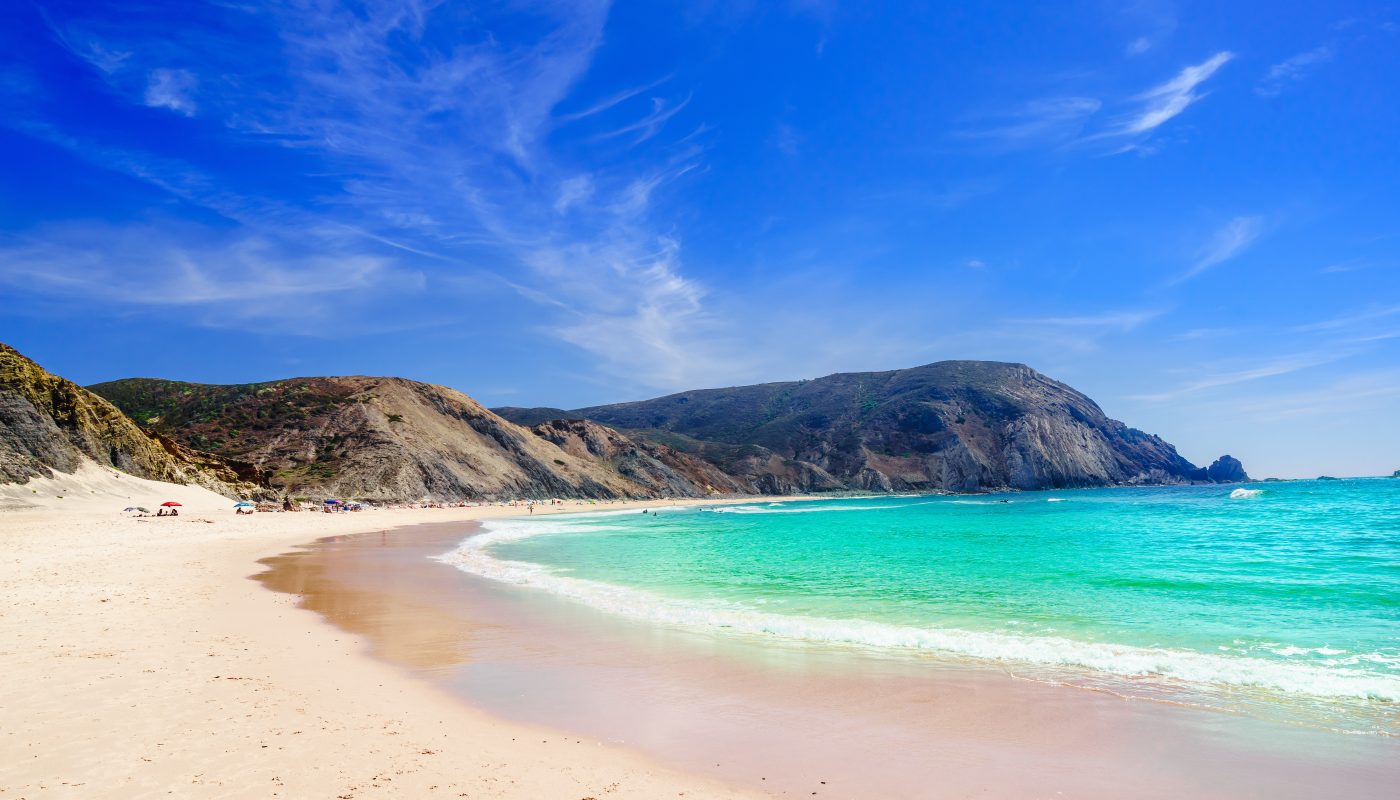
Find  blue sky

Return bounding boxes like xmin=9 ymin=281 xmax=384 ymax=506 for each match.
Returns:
xmin=2 ymin=1 xmax=1398 ymax=477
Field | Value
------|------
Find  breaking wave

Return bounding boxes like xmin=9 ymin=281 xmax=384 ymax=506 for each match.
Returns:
xmin=438 ymin=518 xmax=1400 ymax=704
xmin=714 ymin=502 xmax=931 ymax=514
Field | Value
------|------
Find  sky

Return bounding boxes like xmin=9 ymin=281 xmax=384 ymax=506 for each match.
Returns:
xmin=1 ymin=1 xmax=1398 ymax=478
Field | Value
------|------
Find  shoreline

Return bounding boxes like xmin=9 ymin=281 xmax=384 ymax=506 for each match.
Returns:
xmin=5 ymin=470 xmax=1398 ymax=798
xmin=0 ymin=469 xmax=781 ymax=798
xmin=258 ymin=511 xmax=1400 ymax=800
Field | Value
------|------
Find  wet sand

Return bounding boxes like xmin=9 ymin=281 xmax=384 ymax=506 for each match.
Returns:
xmin=257 ymin=521 xmax=1400 ymax=799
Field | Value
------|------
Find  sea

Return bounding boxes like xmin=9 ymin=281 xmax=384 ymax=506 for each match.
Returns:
xmin=438 ymin=478 xmax=1400 ymax=735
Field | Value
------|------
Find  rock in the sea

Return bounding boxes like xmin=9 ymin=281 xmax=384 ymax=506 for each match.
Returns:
xmin=1204 ymin=455 xmax=1249 ymax=483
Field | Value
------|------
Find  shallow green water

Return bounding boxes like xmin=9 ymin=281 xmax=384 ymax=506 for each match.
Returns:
xmin=442 ymin=479 xmax=1400 ymax=731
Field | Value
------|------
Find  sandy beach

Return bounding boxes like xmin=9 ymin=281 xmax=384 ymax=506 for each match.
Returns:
xmin=5 ymin=468 xmax=1398 ymax=799
xmin=0 ymin=467 xmax=764 ymax=799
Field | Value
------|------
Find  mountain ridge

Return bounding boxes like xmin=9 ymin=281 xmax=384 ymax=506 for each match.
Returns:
xmin=496 ymin=360 xmax=1245 ymax=493
xmin=87 ymin=373 xmax=730 ymax=501
xmin=0 ymin=345 xmax=1248 ymax=501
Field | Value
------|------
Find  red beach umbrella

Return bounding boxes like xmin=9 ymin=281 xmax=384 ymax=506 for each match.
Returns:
xmin=161 ymin=501 xmax=182 ymax=507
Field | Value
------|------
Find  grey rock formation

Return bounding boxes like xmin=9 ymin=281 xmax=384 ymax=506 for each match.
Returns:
xmin=1204 ymin=455 xmax=1249 ymax=483
xmin=499 ymin=360 xmax=1237 ymax=494
xmin=528 ymin=418 xmax=745 ymax=497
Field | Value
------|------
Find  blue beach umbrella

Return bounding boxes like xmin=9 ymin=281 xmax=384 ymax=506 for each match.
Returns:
xmin=233 ymin=502 xmax=255 ymax=508
xmin=323 ymin=499 xmax=340 ymax=505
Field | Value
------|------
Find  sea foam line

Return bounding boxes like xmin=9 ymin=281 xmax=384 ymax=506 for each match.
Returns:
xmin=437 ymin=518 xmax=1400 ymax=703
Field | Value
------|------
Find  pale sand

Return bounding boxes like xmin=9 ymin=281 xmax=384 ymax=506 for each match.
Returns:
xmin=0 ymin=465 xmax=766 ymax=798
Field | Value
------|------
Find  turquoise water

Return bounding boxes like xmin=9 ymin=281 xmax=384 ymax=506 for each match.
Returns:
xmin=441 ymin=480 xmax=1400 ymax=732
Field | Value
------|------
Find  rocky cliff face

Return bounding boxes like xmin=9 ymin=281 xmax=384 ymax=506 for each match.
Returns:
xmin=90 ymin=376 xmax=725 ymax=501
xmin=528 ymin=419 xmax=746 ymax=497
xmin=499 ymin=361 xmax=1242 ymax=494
xmin=0 ymin=344 xmax=256 ymax=496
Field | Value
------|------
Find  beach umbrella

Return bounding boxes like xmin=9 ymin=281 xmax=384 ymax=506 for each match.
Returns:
xmin=323 ymin=498 xmax=340 ymax=505
xmin=136 ymin=507 xmax=151 ymax=513
xmin=233 ymin=502 xmax=255 ymax=508
xmin=161 ymin=501 xmax=182 ymax=507
xmin=123 ymin=506 xmax=138 ymax=512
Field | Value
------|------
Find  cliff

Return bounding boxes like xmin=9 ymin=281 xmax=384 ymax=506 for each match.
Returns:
xmin=0 ymin=344 xmax=257 ymax=497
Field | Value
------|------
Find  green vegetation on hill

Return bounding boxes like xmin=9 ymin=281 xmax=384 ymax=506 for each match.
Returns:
xmin=0 ymin=344 xmax=259 ymax=496
xmin=90 ymin=375 xmax=734 ymax=502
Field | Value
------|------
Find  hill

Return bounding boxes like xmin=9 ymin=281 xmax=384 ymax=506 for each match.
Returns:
xmin=89 ymin=376 xmax=728 ymax=501
xmin=0 ymin=344 xmax=258 ymax=497
xmin=498 ymin=360 xmax=1240 ymax=493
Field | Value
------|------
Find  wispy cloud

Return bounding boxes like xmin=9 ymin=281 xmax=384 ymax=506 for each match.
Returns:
xmin=1126 ymin=37 xmax=1153 ymax=56
xmin=1170 ymin=215 xmax=1263 ymax=284
xmin=957 ymin=53 xmax=1234 ymax=154
xmin=1173 ymin=326 xmax=1241 ymax=341
xmin=1224 ymin=369 xmax=1400 ymax=420
xmin=1017 ymin=309 xmax=1164 ymax=330
xmin=994 ymin=307 xmax=1166 ymax=354
xmin=547 ymin=236 xmax=736 ymax=387
xmin=18 ymin=1 xmax=771 ymax=390
xmin=1130 ymin=352 xmax=1340 ymax=402
xmin=1257 ymin=45 xmax=1334 ymax=97
xmin=1296 ymin=304 xmax=1400 ymax=332
xmin=1109 ymin=51 xmax=1234 ymax=137
xmin=143 ymin=68 xmax=196 ymax=115
xmin=0 ymin=223 xmax=428 ymax=334
xmin=554 ymin=75 xmax=673 ymax=122
xmin=1119 ymin=1 xmax=1177 ymax=57
xmin=554 ymin=175 xmax=596 ymax=213
xmin=593 ymin=94 xmax=692 ymax=145
xmin=953 ymin=97 xmax=1101 ymax=149
xmin=1320 ymin=259 xmax=1375 ymax=274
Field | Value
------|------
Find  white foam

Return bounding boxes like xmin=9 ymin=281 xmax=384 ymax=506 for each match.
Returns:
xmin=717 ymin=502 xmax=930 ymax=515
xmin=1269 ymin=645 xmax=1350 ymax=658
xmin=1230 ymin=488 xmax=1264 ymax=499
xmin=438 ymin=519 xmax=1400 ymax=703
